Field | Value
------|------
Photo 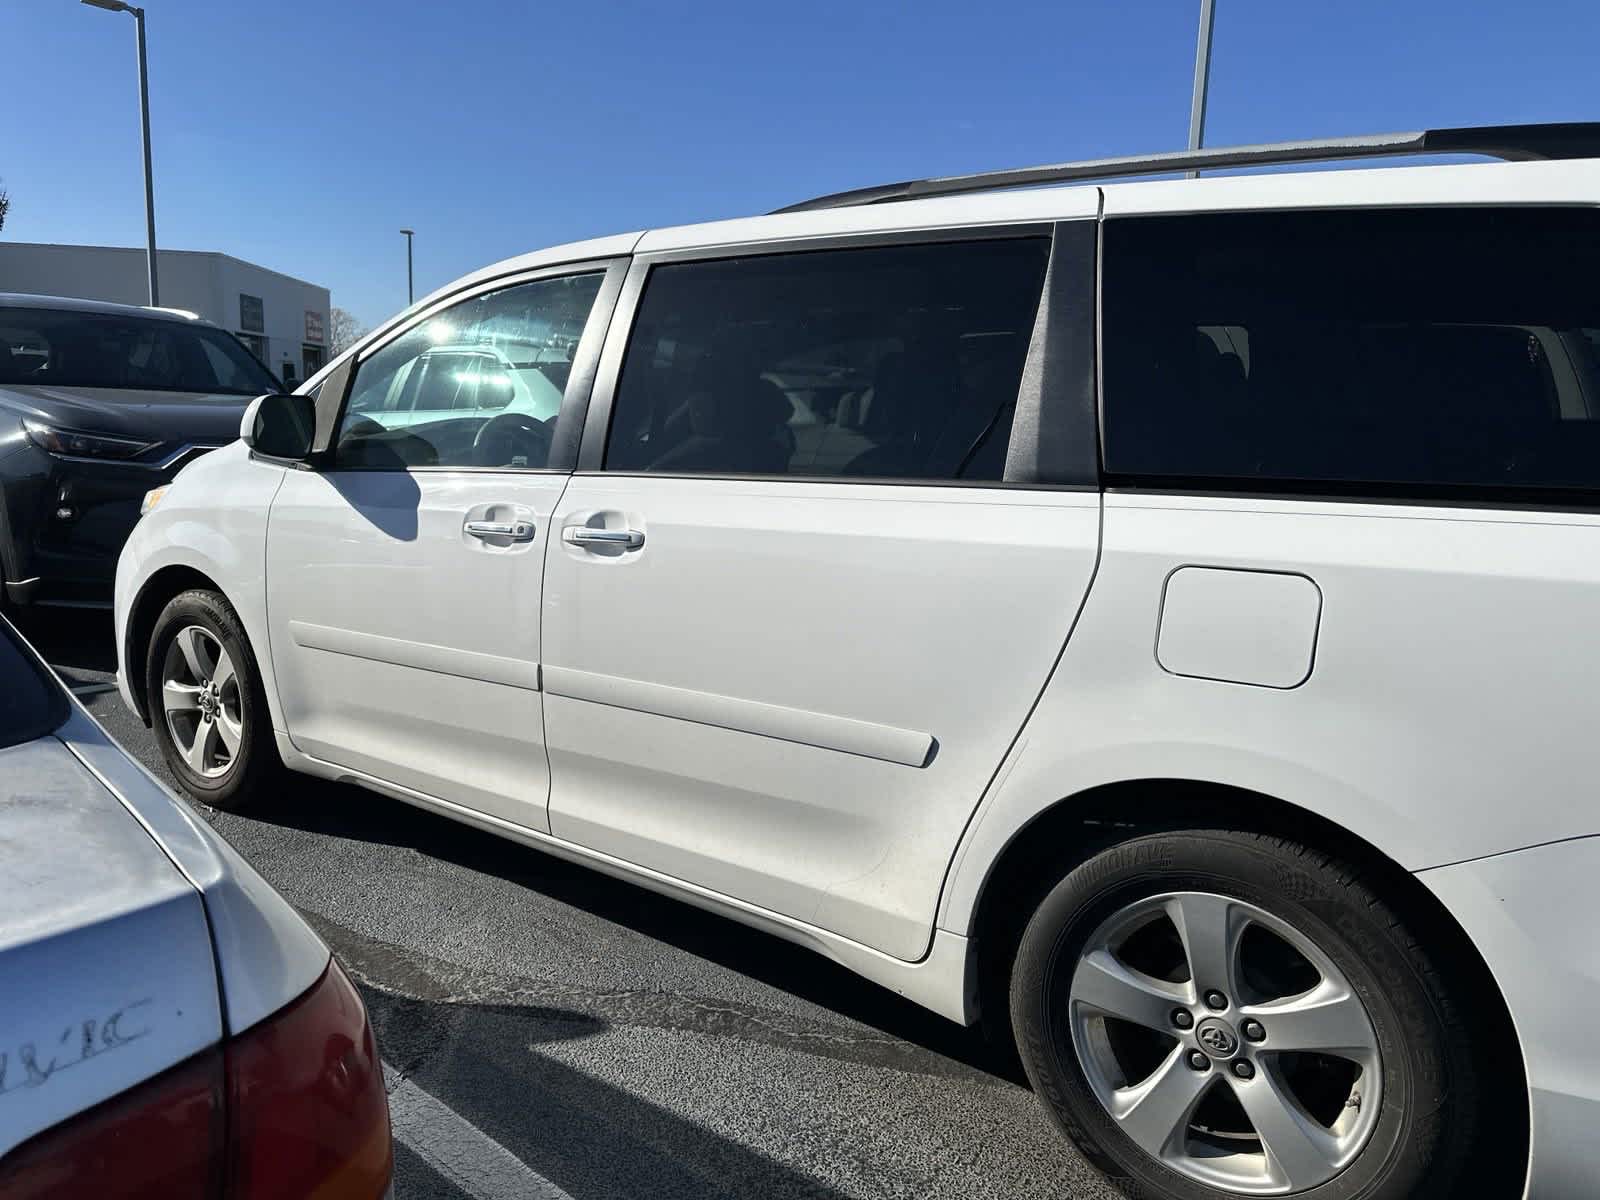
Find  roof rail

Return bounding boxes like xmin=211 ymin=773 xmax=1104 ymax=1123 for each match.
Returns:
xmin=774 ymin=122 xmax=1600 ymax=213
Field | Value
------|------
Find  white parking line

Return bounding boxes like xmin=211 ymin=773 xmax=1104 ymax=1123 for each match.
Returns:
xmin=383 ymin=1060 xmax=575 ymax=1200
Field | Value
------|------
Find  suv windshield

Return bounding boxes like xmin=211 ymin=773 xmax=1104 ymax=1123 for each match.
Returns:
xmin=0 ymin=620 xmax=68 ymax=751
xmin=0 ymin=306 xmax=281 ymax=396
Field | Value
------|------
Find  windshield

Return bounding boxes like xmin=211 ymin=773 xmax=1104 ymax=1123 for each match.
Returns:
xmin=0 ymin=306 xmax=281 ymax=396
xmin=0 ymin=619 xmax=68 ymax=751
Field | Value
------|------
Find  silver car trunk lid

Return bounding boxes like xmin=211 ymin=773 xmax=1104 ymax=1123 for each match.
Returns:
xmin=0 ymin=736 xmax=222 ymax=1159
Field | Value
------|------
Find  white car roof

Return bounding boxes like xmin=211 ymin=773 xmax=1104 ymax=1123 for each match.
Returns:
xmin=1099 ymin=156 xmax=1600 ymax=217
xmin=328 ymin=153 xmax=1600 ymax=395
xmin=446 ymin=158 xmax=1600 ymax=291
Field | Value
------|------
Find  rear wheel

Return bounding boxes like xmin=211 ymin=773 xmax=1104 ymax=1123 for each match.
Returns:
xmin=1010 ymin=830 xmax=1489 ymax=1200
xmin=146 ymin=588 xmax=281 ymax=811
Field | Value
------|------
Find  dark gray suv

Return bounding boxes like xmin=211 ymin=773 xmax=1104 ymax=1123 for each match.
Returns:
xmin=0 ymin=294 xmax=278 ymax=608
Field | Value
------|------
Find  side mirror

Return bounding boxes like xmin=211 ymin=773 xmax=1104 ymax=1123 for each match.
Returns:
xmin=241 ymin=393 xmax=316 ymax=461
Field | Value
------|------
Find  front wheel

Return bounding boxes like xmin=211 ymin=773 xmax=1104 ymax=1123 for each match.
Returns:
xmin=1010 ymin=830 xmax=1492 ymax=1200
xmin=146 ymin=588 xmax=282 ymax=811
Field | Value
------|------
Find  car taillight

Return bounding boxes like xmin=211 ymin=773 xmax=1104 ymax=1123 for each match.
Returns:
xmin=225 ymin=959 xmax=392 ymax=1199
xmin=0 ymin=1049 xmax=225 ymax=1198
xmin=0 ymin=960 xmax=391 ymax=1199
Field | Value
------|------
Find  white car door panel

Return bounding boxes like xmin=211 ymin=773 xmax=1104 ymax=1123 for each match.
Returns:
xmin=542 ymin=663 xmax=934 ymax=766
xmin=267 ymin=469 xmax=562 ymax=828
xmin=539 ymin=229 xmax=1100 ymax=961
xmin=264 ymin=266 xmax=618 ymax=831
xmin=544 ymin=478 xmax=1099 ymax=960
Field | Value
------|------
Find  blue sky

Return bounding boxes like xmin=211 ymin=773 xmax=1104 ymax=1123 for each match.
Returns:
xmin=3 ymin=1 xmax=1595 ymax=330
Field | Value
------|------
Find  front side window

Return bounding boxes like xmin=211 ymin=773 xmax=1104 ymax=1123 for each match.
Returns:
xmin=1102 ymin=208 xmax=1600 ymax=497
xmin=604 ymin=237 xmax=1051 ymax=481
xmin=0 ymin=308 xmax=280 ymax=396
xmin=334 ymin=272 xmax=604 ymax=470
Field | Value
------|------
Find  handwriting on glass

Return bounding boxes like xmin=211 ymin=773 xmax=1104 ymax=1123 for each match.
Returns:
xmin=0 ymin=999 xmax=153 ymax=1096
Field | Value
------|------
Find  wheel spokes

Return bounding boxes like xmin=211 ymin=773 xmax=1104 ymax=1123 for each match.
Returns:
xmin=215 ymin=711 xmax=242 ymax=755
xmin=175 ymin=627 xmax=214 ymax=682
xmin=162 ymin=625 xmax=244 ymax=778
xmin=1110 ymin=1045 xmax=1211 ymax=1158
xmin=1069 ymin=890 xmax=1382 ymax=1194
xmin=184 ymin=716 xmax=218 ymax=773
xmin=1165 ymin=892 xmax=1242 ymax=999
xmin=1232 ymin=1060 xmax=1344 ymax=1189
xmin=1241 ymin=980 xmax=1378 ymax=1058
xmin=163 ymin=680 xmax=202 ymax=713
xmin=1073 ymin=948 xmax=1192 ymax=1032
xmin=212 ymin=649 xmax=237 ymax=692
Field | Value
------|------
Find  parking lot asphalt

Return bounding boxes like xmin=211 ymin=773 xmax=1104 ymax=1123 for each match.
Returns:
xmin=16 ymin=607 xmax=1117 ymax=1200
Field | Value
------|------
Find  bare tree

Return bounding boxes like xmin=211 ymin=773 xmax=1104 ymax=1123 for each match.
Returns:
xmin=0 ymin=180 xmax=9 ymax=233
xmin=328 ymin=306 xmax=367 ymax=354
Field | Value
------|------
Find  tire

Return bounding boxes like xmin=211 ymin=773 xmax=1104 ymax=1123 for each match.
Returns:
xmin=145 ymin=588 xmax=282 ymax=812
xmin=1010 ymin=830 xmax=1489 ymax=1200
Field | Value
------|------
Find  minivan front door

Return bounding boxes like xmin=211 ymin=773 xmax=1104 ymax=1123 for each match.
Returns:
xmin=265 ymin=266 xmax=619 ymax=830
xmin=540 ymin=224 xmax=1102 ymax=961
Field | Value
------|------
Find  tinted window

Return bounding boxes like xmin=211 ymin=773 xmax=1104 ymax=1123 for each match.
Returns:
xmin=1102 ymin=208 xmax=1600 ymax=497
xmin=605 ymin=238 xmax=1050 ymax=481
xmin=334 ymin=273 xmax=604 ymax=470
xmin=0 ymin=308 xmax=280 ymax=395
xmin=199 ymin=337 xmax=271 ymax=394
xmin=0 ymin=620 xmax=68 ymax=750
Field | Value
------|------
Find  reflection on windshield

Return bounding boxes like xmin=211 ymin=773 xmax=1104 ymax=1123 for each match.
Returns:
xmin=0 ymin=307 xmax=281 ymax=396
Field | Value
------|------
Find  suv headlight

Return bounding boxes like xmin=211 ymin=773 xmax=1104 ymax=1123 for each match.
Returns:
xmin=23 ymin=418 xmax=159 ymax=461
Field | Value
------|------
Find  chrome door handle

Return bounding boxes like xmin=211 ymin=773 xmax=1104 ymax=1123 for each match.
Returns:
xmin=465 ymin=519 xmax=536 ymax=542
xmin=563 ymin=527 xmax=645 ymax=550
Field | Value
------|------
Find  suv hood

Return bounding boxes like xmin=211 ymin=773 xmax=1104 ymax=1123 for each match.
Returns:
xmin=0 ymin=384 xmax=251 ymax=444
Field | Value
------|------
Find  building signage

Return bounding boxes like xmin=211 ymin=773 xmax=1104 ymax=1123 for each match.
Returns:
xmin=239 ymin=293 xmax=264 ymax=333
xmin=305 ymin=309 xmax=325 ymax=344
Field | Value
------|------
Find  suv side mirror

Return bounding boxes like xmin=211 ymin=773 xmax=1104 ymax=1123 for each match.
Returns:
xmin=241 ymin=393 xmax=316 ymax=461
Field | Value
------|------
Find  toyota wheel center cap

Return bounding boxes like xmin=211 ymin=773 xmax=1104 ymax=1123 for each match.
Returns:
xmin=1195 ymin=1018 xmax=1240 ymax=1059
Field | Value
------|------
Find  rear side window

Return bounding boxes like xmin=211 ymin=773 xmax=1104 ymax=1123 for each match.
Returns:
xmin=605 ymin=237 xmax=1051 ymax=481
xmin=0 ymin=621 xmax=68 ymax=750
xmin=1102 ymin=208 xmax=1600 ymax=498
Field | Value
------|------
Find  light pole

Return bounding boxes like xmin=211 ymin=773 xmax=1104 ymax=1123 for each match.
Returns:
xmin=400 ymin=228 xmax=415 ymax=306
xmin=1186 ymin=0 xmax=1216 ymax=179
xmin=82 ymin=0 xmax=159 ymax=306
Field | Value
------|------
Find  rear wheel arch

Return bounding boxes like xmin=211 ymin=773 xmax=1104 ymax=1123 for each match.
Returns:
xmin=126 ymin=565 xmax=228 ymax=723
xmin=966 ymin=778 xmax=1527 ymax=1179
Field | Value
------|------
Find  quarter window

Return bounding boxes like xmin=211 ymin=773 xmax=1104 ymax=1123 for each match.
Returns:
xmin=1102 ymin=208 xmax=1600 ymax=497
xmin=334 ymin=272 xmax=604 ymax=470
xmin=604 ymin=238 xmax=1051 ymax=481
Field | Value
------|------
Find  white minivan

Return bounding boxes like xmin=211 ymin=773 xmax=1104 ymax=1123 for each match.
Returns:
xmin=115 ymin=122 xmax=1600 ymax=1199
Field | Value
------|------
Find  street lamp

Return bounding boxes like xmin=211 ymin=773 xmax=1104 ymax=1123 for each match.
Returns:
xmin=82 ymin=0 xmax=160 ymax=306
xmin=399 ymin=229 xmax=415 ymax=306
xmin=1186 ymin=0 xmax=1217 ymax=180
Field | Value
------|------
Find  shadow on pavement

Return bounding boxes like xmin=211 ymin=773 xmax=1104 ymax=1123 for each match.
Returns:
xmin=259 ymin=774 xmax=1025 ymax=1088
xmin=369 ymin=989 xmax=862 ymax=1200
xmin=10 ymin=606 xmax=118 ymax=675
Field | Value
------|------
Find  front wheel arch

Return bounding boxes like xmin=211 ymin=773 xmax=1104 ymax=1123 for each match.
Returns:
xmin=126 ymin=565 xmax=228 ymax=723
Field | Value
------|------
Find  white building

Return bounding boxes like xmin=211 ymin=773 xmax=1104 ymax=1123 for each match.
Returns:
xmin=0 ymin=242 xmax=331 ymax=388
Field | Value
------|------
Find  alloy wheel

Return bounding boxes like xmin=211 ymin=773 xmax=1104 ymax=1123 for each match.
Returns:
xmin=161 ymin=625 xmax=244 ymax=779
xmin=1068 ymin=891 xmax=1382 ymax=1195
